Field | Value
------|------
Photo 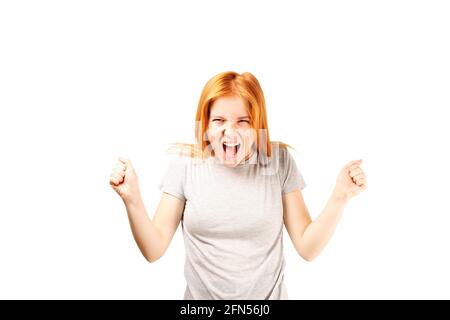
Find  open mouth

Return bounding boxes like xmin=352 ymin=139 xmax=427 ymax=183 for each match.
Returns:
xmin=222 ymin=142 xmax=241 ymax=155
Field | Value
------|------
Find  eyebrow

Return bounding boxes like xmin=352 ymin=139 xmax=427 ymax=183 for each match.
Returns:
xmin=210 ymin=115 xmax=250 ymax=119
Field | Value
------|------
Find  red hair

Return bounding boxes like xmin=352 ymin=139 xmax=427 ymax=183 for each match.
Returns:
xmin=169 ymin=71 xmax=291 ymax=158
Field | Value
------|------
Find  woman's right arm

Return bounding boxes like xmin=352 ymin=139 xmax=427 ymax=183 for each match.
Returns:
xmin=110 ymin=158 xmax=185 ymax=263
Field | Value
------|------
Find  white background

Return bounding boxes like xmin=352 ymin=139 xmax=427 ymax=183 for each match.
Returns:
xmin=1 ymin=1 xmax=449 ymax=299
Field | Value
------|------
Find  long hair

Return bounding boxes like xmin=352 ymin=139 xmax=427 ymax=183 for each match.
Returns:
xmin=168 ymin=71 xmax=292 ymax=159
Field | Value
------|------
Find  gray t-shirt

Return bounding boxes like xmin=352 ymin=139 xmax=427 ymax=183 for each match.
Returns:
xmin=158 ymin=142 xmax=306 ymax=299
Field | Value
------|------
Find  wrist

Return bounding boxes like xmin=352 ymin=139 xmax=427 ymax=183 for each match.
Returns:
xmin=331 ymin=188 xmax=349 ymax=203
xmin=123 ymin=193 xmax=143 ymax=208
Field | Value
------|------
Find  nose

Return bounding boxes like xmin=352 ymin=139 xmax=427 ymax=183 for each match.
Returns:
xmin=223 ymin=121 xmax=238 ymax=137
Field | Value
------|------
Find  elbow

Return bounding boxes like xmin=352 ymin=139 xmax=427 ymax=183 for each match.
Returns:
xmin=295 ymin=241 xmax=319 ymax=262
xmin=297 ymin=247 xmax=317 ymax=262
xmin=302 ymin=254 xmax=316 ymax=262
xmin=145 ymin=254 xmax=161 ymax=263
xmin=139 ymin=242 xmax=165 ymax=263
xmin=144 ymin=250 xmax=163 ymax=263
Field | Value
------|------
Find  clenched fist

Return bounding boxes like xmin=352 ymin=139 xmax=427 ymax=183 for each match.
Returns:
xmin=333 ymin=159 xmax=367 ymax=200
xmin=109 ymin=157 xmax=141 ymax=203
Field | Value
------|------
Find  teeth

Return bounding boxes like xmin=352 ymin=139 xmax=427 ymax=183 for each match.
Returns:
xmin=222 ymin=142 xmax=240 ymax=154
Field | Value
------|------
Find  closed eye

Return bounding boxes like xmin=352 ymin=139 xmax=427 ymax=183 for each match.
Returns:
xmin=211 ymin=119 xmax=249 ymax=124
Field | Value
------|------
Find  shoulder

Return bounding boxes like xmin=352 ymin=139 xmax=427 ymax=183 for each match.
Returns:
xmin=166 ymin=143 xmax=203 ymax=158
xmin=270 ymin=142 xmax=293 ymax=165
xmin=270 ymin=142 xmax=302 ymax=177
xmin=270 ymin=142 xmax=307 ymax=192
xmin=166 ymin=154 xmax=191 ymax=172
xmin=257 ymin=142 xmax=293 ymax=176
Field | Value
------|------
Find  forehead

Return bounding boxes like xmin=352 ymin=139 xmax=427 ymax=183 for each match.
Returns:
xmin=210 ymin=95 xmax=249 ymax=117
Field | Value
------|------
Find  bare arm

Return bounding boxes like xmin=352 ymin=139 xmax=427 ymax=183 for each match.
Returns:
xmin=124 ymin=193 xmax=184 ymax=262
xmin=283 ymin=159 xmax=367 ymax=261
xmin=283 ymin=189 xmax=347 ymax=261
xmin=110 ymin=157 xmax=185 ymax=263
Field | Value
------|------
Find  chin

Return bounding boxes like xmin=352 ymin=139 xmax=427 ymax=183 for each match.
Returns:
xmin=219 ymin=151 xmax=247 ymax=167
xmin=222 ymin=160 xmax=240 ymax=167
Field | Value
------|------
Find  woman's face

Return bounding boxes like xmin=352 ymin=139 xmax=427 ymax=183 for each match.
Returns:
xmin=207 ymin=95 xmax=256 ymax=167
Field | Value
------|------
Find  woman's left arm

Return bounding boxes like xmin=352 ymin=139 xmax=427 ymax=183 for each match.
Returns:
xmin=283 ymin=159 xmax=367 ymax=261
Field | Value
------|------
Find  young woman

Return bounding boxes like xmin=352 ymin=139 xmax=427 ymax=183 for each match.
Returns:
xmin=109 ymin=71 xmax=367 ymax=299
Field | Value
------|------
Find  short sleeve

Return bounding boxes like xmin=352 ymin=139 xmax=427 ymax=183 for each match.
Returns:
xmin=279 ymin=147 xmax=307 ymax=195
xmin=158 ymin=156 xmax=187 ymax=201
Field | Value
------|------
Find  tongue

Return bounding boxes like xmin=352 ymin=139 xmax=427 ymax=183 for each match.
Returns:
xmin=225 ymin=146 xmax=237 ymax=158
